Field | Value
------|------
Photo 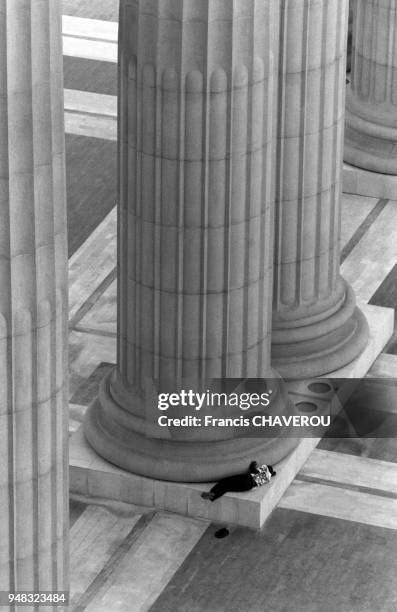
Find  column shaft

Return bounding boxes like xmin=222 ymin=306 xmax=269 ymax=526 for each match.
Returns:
xmin=347 ymin=1 xmax=353 ymax=72
xmin=345 ymin=0 xmax=397 ymax=173
xmin=85 ymin=0 xmax=297 ymax=482
xmin=271 ymin=0 xmax=368 ymax=378
xmin=0 ymin=0 xmax=69 ymax=597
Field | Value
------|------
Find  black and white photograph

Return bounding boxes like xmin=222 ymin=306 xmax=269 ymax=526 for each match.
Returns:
xmin=1 ymin=0 xmax=397 ymax=610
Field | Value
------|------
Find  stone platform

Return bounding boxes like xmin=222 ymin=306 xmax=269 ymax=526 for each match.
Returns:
xmin=69 ymin=304 xmax=393 ymax=529
xmin=343 ymin=163 xmax=397 ymax=201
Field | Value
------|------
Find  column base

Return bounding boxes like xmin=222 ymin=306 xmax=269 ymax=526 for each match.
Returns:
xmin=83 ymin=373 xmax=298 ymax=482
xmin=344 ymin=106 xmax=397 ymax=175
xmin=71 ymin=425 xmax=319 ymax=529
xmin=272 ymin=283 xmax=370 ymax=379
xmin=72 ymin=304 xmax=393 ymax=528
xmin=343 ymin=162 xmax=397 ymax=200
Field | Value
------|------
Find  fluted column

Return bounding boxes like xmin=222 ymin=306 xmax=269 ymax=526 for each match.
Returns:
xmin=345 ymin=0 xmax=397 ymax=174
xmin=271 ymin=0 xmax=369 ymax=378
xmin=347 ymin=1 xmax=353 ymax=72
xmin=0 ymin=0 xmax=69 ymax=599
xmin=85 ymin=0 xmax=298 ymax=483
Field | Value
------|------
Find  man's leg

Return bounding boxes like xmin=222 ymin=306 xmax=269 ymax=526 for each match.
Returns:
xmin=202 ymin=474 xmax=254 ymax=501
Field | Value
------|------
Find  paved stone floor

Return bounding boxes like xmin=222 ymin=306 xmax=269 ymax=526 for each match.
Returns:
xmin=64 ymin=2 xmax=397 ymax=610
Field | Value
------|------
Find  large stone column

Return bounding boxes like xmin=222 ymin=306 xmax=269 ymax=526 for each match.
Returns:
xmin=85 ymin=0 xmax=298 ymax=483
xmin=345 ymin=0 xmax=397 ymax=174
xmin=0 ymin=0 xmax=69 ymax=598
xmin=271 ymin=0 xmax=369 ymax=378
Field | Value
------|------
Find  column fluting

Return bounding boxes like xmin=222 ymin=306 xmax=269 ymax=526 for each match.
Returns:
xmin=345 ymin=0 xmax=397 ymax=174
xmin=85 ymin=0 xmax=298 ymax=482
xmin=0 ymin=0 xmax=69 ymax=597
xmin=271 ymin=0 xmax=369 ymax=378
xmin=347 ymin=1 xmax=353 ymax=72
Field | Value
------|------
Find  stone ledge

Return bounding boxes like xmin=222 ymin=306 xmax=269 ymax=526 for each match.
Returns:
xmin=69 ymin=304 xmax=394 ymax=529
xmin=343 ymin=163 xmax=397 ymax=200
xmin=70 ymin=428 xmax=321 ymax=529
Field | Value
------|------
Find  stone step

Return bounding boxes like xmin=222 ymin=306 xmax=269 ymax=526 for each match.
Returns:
xmin=367 ymin=352 xmax=397 ymax=380
xmin=63 ymin=16 xmax=118 ymax=43
xmin=65 ymin=110 xmax=117 ymax=140
xmin=64 ymin=89 xmax=117 ymax=139
xmin=300 ymin=449 xmax=397 ymax=496
xmin=70 ymin=505 xmax=142 ymax=608
xmin=70 ymin=507 xmax=208 ymax=612
xmin=343 ymin=162 xmax=397 ymax=201
xmin=63 ymin=34 xmax=117 ymax=63
xmin=64 ymin=89 xmax=117 ymax=118
xmin=279 ymin=480 xmax=397 ymax=531
xmin=69 ymin=207 xmax=117 ymax=320
xmin=70 ymin=426 xmax=321 ymax=529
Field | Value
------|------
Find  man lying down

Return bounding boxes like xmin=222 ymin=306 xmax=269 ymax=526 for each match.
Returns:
xmin=201 ymin=461 xmax=277 ymax=502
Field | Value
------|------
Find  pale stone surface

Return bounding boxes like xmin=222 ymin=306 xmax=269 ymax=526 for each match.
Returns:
xmin=301 ymin=449 xmax=397 ymax=495
xmin=272 ymin=0 xmax=369 ymax=378
xmin=343 ymin=163 xmax=397 ymax=199
xmin=368 ymin=353 xmax=397 ymax=379
xmin=340 ymin=193 xmax=378 ymax=247
xmin=84 ymin=0 xmax=299 ymax=482
xmin=345 ymin=0 xmax=397 ymax=174
xmin=65 ymin=109 xmax=117 ymax=141
xmin=0 ymin=0 xmax=69 ymax=595
xmin=279 ymin=481 xmax=397 ymax=530
xmin=62 ymin=15 xmax=118 ymax=43
xmin=328 ymin=304 xmax=394 ymax=378
xmin=70 ymin=506 xmax=141 ymax=608
xmin=68 ymin=207 xmax=117 ymax=321
xmin=83 ymin=513 xmax=208 ymax=612
xmin=64 ymin=89 xmax=117 ymax=118
xmin=341 ymin=203 xmax=397 ymax=303
xmin=62 ymin=35 xmax=117 ymax=63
